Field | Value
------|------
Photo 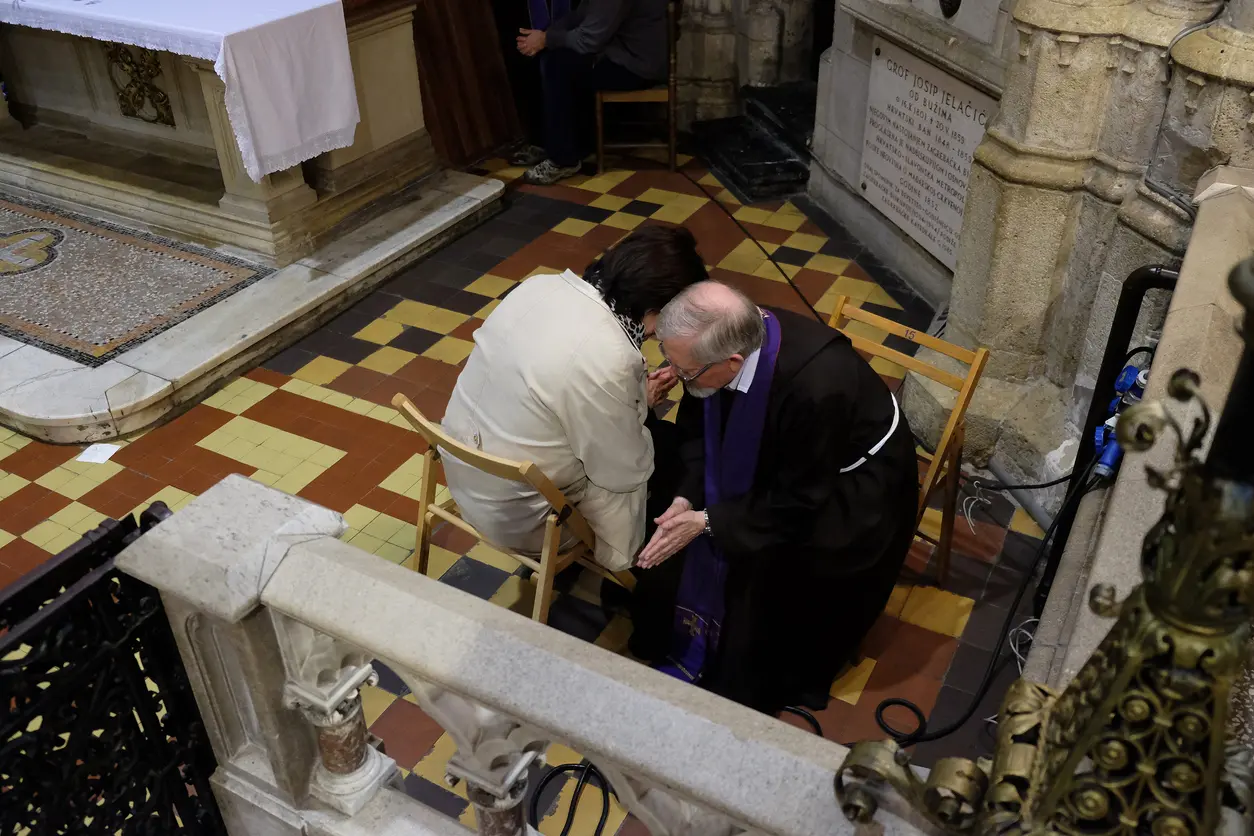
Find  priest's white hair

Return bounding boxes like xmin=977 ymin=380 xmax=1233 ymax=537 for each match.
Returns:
xmin=656 ymin=281 xmax=766 ymax=364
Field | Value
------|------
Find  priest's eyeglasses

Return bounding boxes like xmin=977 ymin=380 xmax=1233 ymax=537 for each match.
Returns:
xmin=657 ymin=350 xmax=718 ymax=382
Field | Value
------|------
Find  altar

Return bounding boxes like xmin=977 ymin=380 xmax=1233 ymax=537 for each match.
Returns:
xmin=0 ymin=0 xmax=504 ymax=443
xmin=0 ymin=0 xmax=443 ymax=266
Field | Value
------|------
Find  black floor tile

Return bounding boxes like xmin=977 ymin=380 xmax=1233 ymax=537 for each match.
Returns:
xmin=910 ymin=659 xmax=1014 ymax=768
xmin=982 ymin=564 xmax=1026 ymax=609
xmin=548 ymin=594 xmax=612 ymax=644
xmin=441 ymin=290 xmax=494 ymax=316
xmin=440 ymin=556 xmax=510 ymax=599
xmin=775 ymin=246 xmax=816 ymax=267
xmin=348 ymin=291 xmax=405 ymax=319
xmin=430 ymin=263 xmax=486 ymax=290
xmin=402 ymin=773 xmax=469 ymax=819
xmin=388 ymin=327 xmax=443 ymax=355
xmin=568 ymin=204 xmax=614 ymax=223
xmin=999 ymin=531 xmax=1046 ymax=574
xmin=944 ymin=554 xmax=993 ymax=601
xmin=622 ymin=199 xmax=664 ymax=217
xmin=294 ymin=331 xmax=378 ymax=365
xmin=324 ymin=309 xmax=376 ymax=337
xmin=386 ymin=274 xmax=458 ymax=305
xmin=373 ymin=661 xmax=413 ymax=697
xmin=943 ymin=641 xmax=995 ymax=695
xmin=458 ymin=248 xmax=507 ymax=274
xmin=264 ymin=346 xmax=317 ymax=375
xmin=961 ymin=600 xmax=1013 ymax=652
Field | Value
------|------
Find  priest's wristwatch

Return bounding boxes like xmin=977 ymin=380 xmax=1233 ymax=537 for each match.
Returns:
xmin=702 ymin=510 xmax=712 ymax=537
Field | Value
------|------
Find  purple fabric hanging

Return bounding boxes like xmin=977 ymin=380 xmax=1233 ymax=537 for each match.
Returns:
xmin=656 ymin=312 xmax=781 ymax=683
xmin=527 ymin=0 xmax=570 ymax=30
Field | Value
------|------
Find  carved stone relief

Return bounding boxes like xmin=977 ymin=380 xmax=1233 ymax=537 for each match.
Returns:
xmin=103 ymin=42 xmax=175 ymax=127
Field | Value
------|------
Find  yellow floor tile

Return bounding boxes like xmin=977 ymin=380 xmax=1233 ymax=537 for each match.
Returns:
xmin=883 ymin=584 xmax=912 ymax=618
xmin=576 ymin=170 xmax=634 ymax=193
xmin=44 ymin=529 xmax=85 ymax=554
xmin=355 ymin=319 xmax=407 ymax=345
xmin=360 ymin=346 xmax=418 ymax=375
xmin=0 ymin=529 xmax=14 ymax=549
xmin=361 ymin=512 xmax=407 ymax=543
xmin=831 ymin=275 xmax=878 ymax=300
xmin=698 ymin=172 xmax=722 ymax=187
xmin=870 ymin=356 xmax=907 ymax=380
xmin=783 ymin=232 xmax=826 ymax=252
xmin=900 ymin=587 xmax=974 ymax=638
xmin=273 ymin=461 xmax=327 ymax=494
xmin=251 ymin=470 xmax=281 ymax=486
xmin=917 ymin=507 xmax=943 ymax=542
xmin=844 ymin=319 xmax=889 ymax=344
xmin=733 ymin=206 xmax=773 ymax=225
xmin=763 ymin=211 xmax=805 ymax=231
xmin=23 ymin=520 xmax=68 ymax=548
xmin=348 ymin=531 xmax=386 ymax=554
xmin=467 ymin=542 xmax=521 ymax=574
xmin=554 ymin=218 xmax=598 ymax=237
xmin=831 ymin=658 xmax=876 ymax=706
xmin=424 ymin=336 xmax=474 ymax=365
xmin=805 ymin=253 xmax=851 ymax=275
xmin=594 ymin=615 xmax=633 ymax=654
xmin=753 ymin=261 xmax=801 ymax=281
xmin=1010 ymin=507 xmax=1046 ymax=539
xmin=465 ymin=275 xmax=516 ymax=298
xmin=59 ymin=475 xmax=101 ymax=501
xmin=489 ymin=574 xmax=536 ymax=616
xmin=35 ymin=467 xmax=73 ymax=492
xmin=404 ymin=544 xmax=461 ymax=578
xmin=717 ymin=253 xmax=767 ymax=275
xmin=360 ymin=684 xmax=398 ymax=727
xmin=374 ymin=542 xmax=411 ymax=564
xmin=49 ymin=502 xmax=100 ymax=529
xmin=475 ymin=299 xmax=501 ymax=318
xmin=0 ymin=472 xmax=28 ymax=501
xmin=865 ymin=284 xmax=904 ymax=310
xmin=294 ymin=356 xmax=351 ymax=385
xmin=310 ymin=446 xmax=346 ymax=467
xmin=603 ymin=212 xmax=644 ymax=230
xmin=387 ymin=521 xmax=419 ymax=548
xmin=589 ymin=194 xmax=631 ymax=211
xmin=342 ymin=504 xmax=381 ymax=530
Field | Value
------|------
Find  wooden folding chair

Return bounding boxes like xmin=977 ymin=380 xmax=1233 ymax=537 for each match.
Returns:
xmin=392 ymin=394 xmax=636 ymax=624
xmin=827 ymin=298 xmax=989 ymax=585
xmin=595 ymin=0 xmax=679 ymax=173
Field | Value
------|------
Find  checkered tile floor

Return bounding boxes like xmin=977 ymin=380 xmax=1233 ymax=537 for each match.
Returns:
xmin=0 ymin=157 xmax=1046 ymax=834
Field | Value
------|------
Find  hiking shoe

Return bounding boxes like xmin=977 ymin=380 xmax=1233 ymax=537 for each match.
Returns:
xmin=523 ymin=159 xmax=581 ymax=185
xmin=509 ymin=144 xmax=547 ymax=166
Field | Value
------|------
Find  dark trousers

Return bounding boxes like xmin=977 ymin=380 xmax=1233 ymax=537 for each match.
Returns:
xmin=491 ymin=0 xmax=545 ymax=145
xmin=540 ymin=48 xmax=649 ymax=166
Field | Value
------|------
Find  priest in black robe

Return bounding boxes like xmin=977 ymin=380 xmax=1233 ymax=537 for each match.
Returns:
xmin=629 ymin=281 xmax=919 ymax=716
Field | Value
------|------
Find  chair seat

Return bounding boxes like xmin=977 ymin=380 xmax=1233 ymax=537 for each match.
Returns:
xmin=600 ymin=87 xmax=669 ymax=103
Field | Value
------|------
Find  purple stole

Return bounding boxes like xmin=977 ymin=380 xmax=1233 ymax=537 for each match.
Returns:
xmin=657 ymin=312 xmax=781 ymax=684
xmin=527 ymin=0 xmax=571 ymax=30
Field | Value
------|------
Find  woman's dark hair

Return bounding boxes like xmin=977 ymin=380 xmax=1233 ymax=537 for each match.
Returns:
xmin=584 ymin=225 xmax=708 ymax=321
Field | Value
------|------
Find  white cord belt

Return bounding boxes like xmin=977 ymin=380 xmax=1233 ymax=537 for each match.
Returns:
xmin=839 ymin=392 xmax=901 ymax=474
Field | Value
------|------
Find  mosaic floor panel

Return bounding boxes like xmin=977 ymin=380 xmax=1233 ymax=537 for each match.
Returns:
xmin=0 ymin=192 xmax=271 ymax=365
xmin=0 ymin=159 xmax=1046 ymax=834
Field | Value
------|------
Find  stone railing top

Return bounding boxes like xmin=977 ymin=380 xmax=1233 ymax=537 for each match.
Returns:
xmin=118 ymin=475 xmax=935 ymax=836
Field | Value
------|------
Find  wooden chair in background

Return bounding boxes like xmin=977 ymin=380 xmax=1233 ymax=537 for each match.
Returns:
xmin=595 ymin=0 xmax=679 ymax=173
xmin=826 ymin=298 xmax=989 ymax=585
xmin=392 ymin=394 xmax=635 ymax=624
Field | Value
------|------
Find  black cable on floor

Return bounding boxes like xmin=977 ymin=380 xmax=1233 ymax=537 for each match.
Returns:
xmin=528 ymin=760 xmax=614 ymax=836
xmin=780 ymin=705 xmax=824 ymax=736
xmin=873 ymin=462 xmax=1102 ymax=746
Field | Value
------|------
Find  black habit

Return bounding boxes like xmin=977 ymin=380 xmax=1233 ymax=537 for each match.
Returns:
xmin=631 ymin=307 xmax=919 ymax=715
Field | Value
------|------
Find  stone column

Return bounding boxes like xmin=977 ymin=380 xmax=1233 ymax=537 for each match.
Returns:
xmin=275 ymin=613 xmax=397 ymax=815
xmin=678 ymin=0 xmax=739 ymax=126
xmin=902 ymin=0 xmax=1222 ymax=495
xmin=184 ymin=59 xmax=318 ymax=225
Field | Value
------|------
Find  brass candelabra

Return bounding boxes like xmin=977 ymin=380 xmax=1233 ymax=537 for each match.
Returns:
xmin=835 ymin=260 xmax=1254 ymax=835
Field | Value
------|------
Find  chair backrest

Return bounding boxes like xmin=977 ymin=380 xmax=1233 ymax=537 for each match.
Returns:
xmin=826 ymin=297 xmax=989 ymax=517
xmin=668 ymin=0 xmax=679 ymax=91
xmin=391 ymin=394 xmax=598 ymax=550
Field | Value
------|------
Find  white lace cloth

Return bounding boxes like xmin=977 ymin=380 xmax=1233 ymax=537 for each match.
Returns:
xmin=0 ymin=0 xmax=360 ymax=182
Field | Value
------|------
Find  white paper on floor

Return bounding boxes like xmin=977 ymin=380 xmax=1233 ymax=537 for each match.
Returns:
xmin=77 ymin=443 xmax=121 ymax=464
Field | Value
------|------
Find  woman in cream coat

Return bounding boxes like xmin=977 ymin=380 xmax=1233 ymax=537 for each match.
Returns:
xmin=441 ymin=225 xmax=707 ymax=572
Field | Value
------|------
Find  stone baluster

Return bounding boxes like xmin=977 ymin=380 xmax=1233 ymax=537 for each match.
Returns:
xmin=398 ymin=676 xmax=548 ymax=836
xmin=274 ymin=614 xmax=396 ymax=815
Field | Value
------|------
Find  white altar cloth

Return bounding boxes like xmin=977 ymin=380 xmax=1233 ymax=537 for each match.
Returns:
xmin=0 ymin=0 xmax=360 ymax=182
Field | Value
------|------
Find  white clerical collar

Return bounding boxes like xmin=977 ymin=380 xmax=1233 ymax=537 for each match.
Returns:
xmin=726 ymin=346 xmax=761 ymax=393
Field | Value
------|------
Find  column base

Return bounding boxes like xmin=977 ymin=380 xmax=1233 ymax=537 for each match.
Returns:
xmin=309 ymin=746 xmax=398 ymax=816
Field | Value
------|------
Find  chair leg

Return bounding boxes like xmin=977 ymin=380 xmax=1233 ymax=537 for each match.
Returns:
xmin=413 ymin=450 xmax=438 ymax=576
xmin=935 ymin=425 xmax=964 ymax=586
xmin=596 ymin=94 xmax=606 ymax=175
xmin=611 ymin=569 xmax=637 ymax=591
xmin=532 ymin=516 xmax=562 ymax=624
xmin=668 ymin=94 xmax=677 ymax=172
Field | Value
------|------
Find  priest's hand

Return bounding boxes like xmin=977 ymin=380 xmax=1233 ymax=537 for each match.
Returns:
xmin=637 ymin=505 xmax=704 ymax=568
xmin=518 ymin=28 xmax=546 ymax=56
xmin=647 ymin=366 xmax=678 ymax=408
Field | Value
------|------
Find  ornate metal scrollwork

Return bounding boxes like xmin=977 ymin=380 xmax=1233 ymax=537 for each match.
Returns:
xmin=103 ymin=43 xmax=176 ymax=127
xmin=836 ymin=261 xmax=1254 ymax=835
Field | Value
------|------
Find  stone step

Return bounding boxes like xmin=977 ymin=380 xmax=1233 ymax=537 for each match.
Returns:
xmin=690 ymin=115 xmax=809 ymax=204
xmin=741 ymin=82 xmax=817 ymax=160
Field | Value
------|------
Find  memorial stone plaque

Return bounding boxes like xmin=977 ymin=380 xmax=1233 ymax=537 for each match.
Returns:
xmin=860 ymin=38 xmax=997 ymax=270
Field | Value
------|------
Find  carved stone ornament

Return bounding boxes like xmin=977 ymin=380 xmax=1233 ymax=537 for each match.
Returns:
xmin=103 ymin=43 xmax=175 ymax=127
xmin=835 ymin=260 xmax=1254 ymax=835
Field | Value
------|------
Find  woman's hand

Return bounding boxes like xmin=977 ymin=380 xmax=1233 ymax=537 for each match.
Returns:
xmin=637 ymin=499 xmax=703 ymax=568
xmin=647 ymin=366 xmax=678 ymax=408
